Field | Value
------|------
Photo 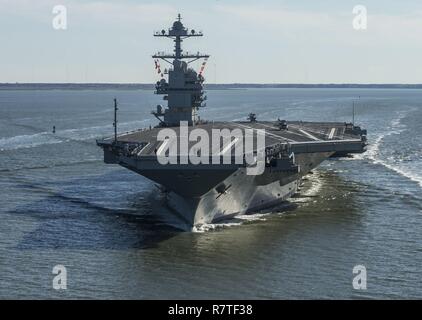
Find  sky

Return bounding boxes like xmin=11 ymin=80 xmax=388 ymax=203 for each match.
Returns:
xmin=1 ymin=0 xmax=422 ymax=83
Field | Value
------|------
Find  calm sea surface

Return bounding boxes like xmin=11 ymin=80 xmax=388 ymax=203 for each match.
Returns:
xmin=0 ymin=88 xmax=421 ymax=299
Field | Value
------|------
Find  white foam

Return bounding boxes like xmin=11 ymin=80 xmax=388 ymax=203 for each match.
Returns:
xmin=236 ymin=212 xmax=269 ymax=221
xmin=350 ymin=108 xmax=422 ymax=188
xmin=353 ymin=134 xmax=383 ymax=161
xmin=302 ymin=172 xmax=323 ymax=196
xmin=192 ymin=222 xmax=243 ymax=232
xmin=0 ymin=132 xmax=62 ymax=151
xmin=0 ymin=120 xmax=148 ymax=151
xmin=192 ymin=212 xmax=272 ymax=232
xmin=54 ymin=120 xmax=148 ymax=141
xmin=374 ymin=159 xmax=422 ymax=188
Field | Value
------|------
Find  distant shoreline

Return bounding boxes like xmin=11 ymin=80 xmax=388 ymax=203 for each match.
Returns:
xmin=1 ymin=83 xmax=422 ymax=90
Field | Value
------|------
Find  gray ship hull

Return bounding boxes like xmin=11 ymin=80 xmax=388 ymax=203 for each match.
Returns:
xmin=163 ymin=151 xmax=332 ymax=229
xmin=98 ymin=120 xmax=366 ymax=231
xmin=109 ymin=144 xmax=334 ymax=230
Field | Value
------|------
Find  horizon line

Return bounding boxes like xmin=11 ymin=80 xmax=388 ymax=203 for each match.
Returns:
xmin=1 ymin=82 xmax=422 ymax=86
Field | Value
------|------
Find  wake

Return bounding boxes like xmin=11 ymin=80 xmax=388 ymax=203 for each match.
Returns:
xmin=0 ymin=120 xmax=149 ymax=151
xmin=352 ymin=108 xmax=422 ymax=188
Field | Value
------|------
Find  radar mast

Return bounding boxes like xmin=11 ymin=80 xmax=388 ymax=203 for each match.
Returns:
xmin=152 ymin=14 xmax=210 ymax=126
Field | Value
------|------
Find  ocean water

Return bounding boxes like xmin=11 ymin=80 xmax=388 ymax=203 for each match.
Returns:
xmin=0 ymin=88 xmax=421 ymax=299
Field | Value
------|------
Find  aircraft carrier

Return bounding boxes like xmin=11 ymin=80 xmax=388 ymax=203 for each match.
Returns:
xmin=97 ymin=15 xmax=368 ymax=231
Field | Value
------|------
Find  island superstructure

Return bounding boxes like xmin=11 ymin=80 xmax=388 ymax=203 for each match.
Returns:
xmin=97 ymin=15 xmax=367 ymax=231
xmin=150 ymin=14 xmax=209 ymax=126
